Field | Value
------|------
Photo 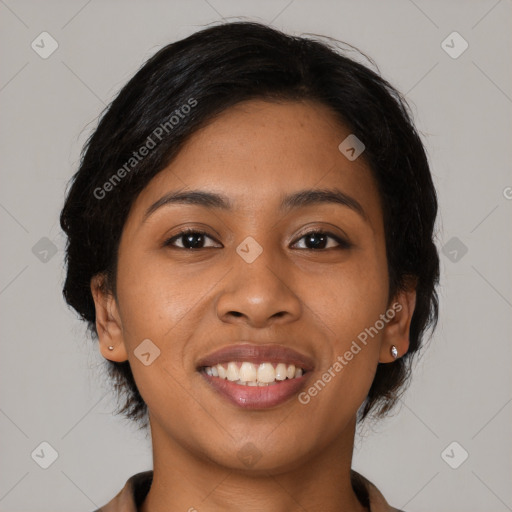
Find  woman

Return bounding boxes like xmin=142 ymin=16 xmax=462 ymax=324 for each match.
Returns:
xmin=60 ymin=21 xmax=439 ymax=512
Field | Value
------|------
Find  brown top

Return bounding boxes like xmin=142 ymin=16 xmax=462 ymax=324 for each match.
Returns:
xmin=93 ymin=470 xmax=404 ymax=512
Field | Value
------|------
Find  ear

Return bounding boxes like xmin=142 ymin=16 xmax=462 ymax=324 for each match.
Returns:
xmin=90 ymin=274 xmax=129 ymax=362
xmin=379 ymin=280 xmax=417 ymax=363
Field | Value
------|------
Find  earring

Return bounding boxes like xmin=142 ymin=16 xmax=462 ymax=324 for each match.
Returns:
xmin=390 ymin=345 xmax=398 ymax=359
xmin=108 ymin=345 xmax=114 ymax=351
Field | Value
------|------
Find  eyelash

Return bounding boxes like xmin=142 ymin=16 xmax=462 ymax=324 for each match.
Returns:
xmin=164 ymin=228 xmax=351 ymax=251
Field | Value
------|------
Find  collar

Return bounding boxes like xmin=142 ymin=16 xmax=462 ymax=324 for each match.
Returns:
xmin=94 ymin=470 xmax=404 ymax=512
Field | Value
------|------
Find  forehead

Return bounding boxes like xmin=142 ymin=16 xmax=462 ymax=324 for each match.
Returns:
xmin=128 ymin=99 xmax=381 ymax=224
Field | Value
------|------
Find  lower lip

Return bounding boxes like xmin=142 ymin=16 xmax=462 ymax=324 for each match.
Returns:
xmin=199 ymin=371 xmax=311 ymax=409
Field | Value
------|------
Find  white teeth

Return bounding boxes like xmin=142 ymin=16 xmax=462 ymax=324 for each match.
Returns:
xmin=226 ymin=362 xmax=239 ymax=381
xmin=275 ymin=363 xmax=287 ymax=381
xmin=239 ymin=362 xmax=257 ymax=382
xmin=257 ymin=362 xmax=275 ymax=383
xmin=217 ymin=364 xmax=227 ymax=379
xmin=202 ymin=361 xmax=306 ymax=384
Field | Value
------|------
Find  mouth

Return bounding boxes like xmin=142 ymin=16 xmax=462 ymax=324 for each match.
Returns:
xmin=199 ymin=361 xmax=306 ymax=385
xmin=196 ymin=343 xmax=314 ymax=409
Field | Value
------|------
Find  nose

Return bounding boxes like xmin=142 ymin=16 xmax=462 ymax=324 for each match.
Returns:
xmin=215 ymin=249 xmax=302 ymax=328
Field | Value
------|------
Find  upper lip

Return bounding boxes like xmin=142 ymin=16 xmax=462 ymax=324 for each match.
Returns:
xmin=196 ymin=343 xmax=315 ymax=372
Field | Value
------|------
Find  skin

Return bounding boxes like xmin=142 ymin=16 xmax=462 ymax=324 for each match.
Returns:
xmin=91 ymin=99 xmax=416 ymax=512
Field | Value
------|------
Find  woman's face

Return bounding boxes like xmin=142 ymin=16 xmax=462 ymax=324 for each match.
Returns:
xmin=93 ymin=99 xmax=413 ymax=473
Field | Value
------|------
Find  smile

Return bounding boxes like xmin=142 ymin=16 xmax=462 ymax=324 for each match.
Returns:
xmin=196 ymin=343 xmax=314 ymax=409
xmin=200 ymin=361 xmax=304 ymax=385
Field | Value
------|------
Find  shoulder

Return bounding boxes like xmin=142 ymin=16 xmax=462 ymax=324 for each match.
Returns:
xmin=93 ymin=470 xmax=403 ymax=512
xmin=91 ymin=471 xmax=153 ymax=512
xmin=352 ymin=470 xmax=406 ymax=512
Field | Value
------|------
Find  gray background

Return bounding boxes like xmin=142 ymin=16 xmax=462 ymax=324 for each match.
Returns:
xmin=1 ymin=0 xmax=511 ymax=510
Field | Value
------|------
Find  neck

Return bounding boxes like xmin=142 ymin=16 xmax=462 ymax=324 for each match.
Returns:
xmin=140 ymin=416 xmax=367 ymax=512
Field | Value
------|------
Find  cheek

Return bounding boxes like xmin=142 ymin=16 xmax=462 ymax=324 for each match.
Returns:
xmin=113 ymin=254 xmax=199 ymax=422
xmin=115 ymin=247 xmax=206 ymax=340
xmin=315 ymin=247 xmax=389 ymax=342
xmin=297 ymin=257 xmax=388 ymax=428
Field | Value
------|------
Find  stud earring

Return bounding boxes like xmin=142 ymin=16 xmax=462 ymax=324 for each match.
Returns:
xmin=390 ymin=345 xmax=398 ymax=359
xmin=108 ymin=345 xmax=114 ymax=351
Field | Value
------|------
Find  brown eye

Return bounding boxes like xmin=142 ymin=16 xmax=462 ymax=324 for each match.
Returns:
xmin=292 ymin=231 xmax=351 ymax=250
xmin=164 ymin=229 xmax=221 ymax=250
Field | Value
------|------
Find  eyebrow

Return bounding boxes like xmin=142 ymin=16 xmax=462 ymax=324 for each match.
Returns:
xmin=144 ymin=187 xmax=367 ymax=221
